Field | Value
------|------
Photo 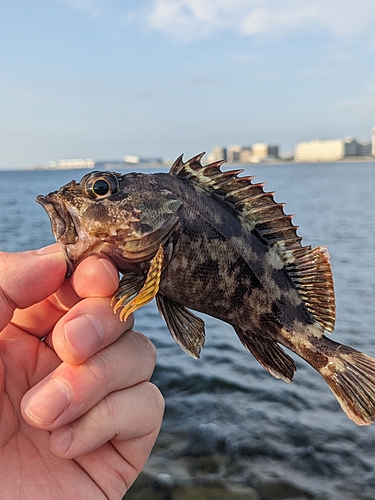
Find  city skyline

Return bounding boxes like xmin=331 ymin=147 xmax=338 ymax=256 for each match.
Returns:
xmin=2 ymin=1 xmax=375 ymax=169
xmin=40 ymin=124 xmax=375 ymax=169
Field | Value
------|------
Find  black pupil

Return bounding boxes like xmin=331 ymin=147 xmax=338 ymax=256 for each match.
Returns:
xmin=92 ymin=179 xmax=110 ymax=196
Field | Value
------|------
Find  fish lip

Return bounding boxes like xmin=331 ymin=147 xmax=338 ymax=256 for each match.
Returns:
xmin=36 ymin=193 xmax=78 ymax=277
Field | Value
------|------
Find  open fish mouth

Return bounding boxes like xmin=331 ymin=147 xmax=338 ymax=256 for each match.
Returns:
xmin=36 ymin=194 xmax=78 ymax=244
xmin=36 ymin=193 xmax=78 ymax=276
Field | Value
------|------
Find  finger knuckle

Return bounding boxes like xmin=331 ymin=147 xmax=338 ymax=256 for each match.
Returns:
xmin=144 ymin=382 xmax=165 ymax=422
xmin=132 ymin=330 xmax=157 ymax=364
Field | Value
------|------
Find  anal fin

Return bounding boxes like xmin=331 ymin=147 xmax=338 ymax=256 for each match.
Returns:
xmin=235 ymin=327 xmax=296 ymax=383
xmin=156 ymin=294 xmax=205 ymax=359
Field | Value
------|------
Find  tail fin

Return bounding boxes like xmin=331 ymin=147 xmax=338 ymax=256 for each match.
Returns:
xmin=315 ymin=341 xmax=375 ymax=425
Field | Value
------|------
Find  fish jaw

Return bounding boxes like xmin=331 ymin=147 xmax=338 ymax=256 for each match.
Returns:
xmin=36 ymin=193 xmax=81 ymax=276
xmin=36 ymin=185 xmax=181 ymax=276
xmin=36 ymin=194 xmax=78 ymax=245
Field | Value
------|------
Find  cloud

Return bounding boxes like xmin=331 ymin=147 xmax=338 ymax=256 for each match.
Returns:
xmin=147 ymin=0 xmax=237 ymax=41
xmin=61 ymin=0 xmax=375 ymax=45
xmin=146 ymin=0 xmax=375 ymax=42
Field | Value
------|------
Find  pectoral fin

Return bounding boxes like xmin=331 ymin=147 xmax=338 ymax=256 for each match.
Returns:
xmin=112 ymin=245 xmax=164 ymax=321
xmin=156 ymin=294 xmax=205 ymax=359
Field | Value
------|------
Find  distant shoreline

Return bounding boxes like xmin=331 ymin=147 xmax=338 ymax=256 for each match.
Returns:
xmin=2 ymin=156 xmax=375 ymax=171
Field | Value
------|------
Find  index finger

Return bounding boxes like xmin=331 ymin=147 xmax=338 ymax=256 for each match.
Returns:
xmin=11 ymin=255 xmax=119 ymax=338
xmin=70 ymin=256 xmax=119 ymax=299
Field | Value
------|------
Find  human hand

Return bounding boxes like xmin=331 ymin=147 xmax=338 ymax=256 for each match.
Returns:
xmin=0 ymin=244 xmax=164 ymax=499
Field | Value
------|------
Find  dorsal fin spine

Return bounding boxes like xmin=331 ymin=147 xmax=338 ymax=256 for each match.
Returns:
xmin=245 ymin=203 xmax=286 ymax=216
xmin=170 ymin=154 xmax=184 ymax=175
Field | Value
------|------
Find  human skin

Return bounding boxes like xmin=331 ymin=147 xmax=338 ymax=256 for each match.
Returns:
xmin=0 ymin=244 xmax=165 ymax=499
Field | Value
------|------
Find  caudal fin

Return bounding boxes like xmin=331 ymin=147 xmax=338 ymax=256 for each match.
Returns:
xmin=316 ymin=343 xmax=375 ymax=425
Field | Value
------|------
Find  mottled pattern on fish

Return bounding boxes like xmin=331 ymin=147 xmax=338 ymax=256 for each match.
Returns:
xmin=36 ymin=154 xmax=375 ymax=426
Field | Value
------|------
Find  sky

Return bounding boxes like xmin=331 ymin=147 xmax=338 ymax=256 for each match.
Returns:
xmin=1 ymin=0 xmax=375 ymax=168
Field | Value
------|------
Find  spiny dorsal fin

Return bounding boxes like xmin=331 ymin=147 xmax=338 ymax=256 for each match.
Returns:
xmin=169 ymin=153 xmax=302 ymax=253
xmin=169 ymin=153 xmax=301 ymax=249
xmin=169 ymin=154 xmax=336 ymax=332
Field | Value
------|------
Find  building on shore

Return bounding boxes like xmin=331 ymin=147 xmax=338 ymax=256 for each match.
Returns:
xmin=47 ymin=158 xmax=96 ymax=169
xmin=251 ymin=143 xmax=279 ymax=161
xmin=239 ymin=147 xmax=253 ymax=163
xmin=294 ymin=137 xmax=372 ymax=162
xmin=356 ymin=140 xmax=372 ymax=156
xmin=45 ymin=155 xmax=164 ymax=170
xmin=207 ymin=146 xmax=227 ymax=163
xmin=207 ymin=143 xmax=279 ymax=164
xmin=226 ymin=145 xmax=242 ymax=163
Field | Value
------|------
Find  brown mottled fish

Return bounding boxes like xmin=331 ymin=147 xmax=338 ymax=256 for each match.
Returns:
xmin=36 ymin=154 xmax=375 ymax=425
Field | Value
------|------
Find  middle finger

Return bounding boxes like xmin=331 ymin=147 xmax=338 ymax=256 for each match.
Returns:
xmin=52 ymin=297 xmax=133 ymax=364
xmin=21 ymin=329 xmax=157 ymax=430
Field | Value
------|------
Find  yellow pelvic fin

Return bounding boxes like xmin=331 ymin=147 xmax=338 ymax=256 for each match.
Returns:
xmin=113 ymin=245 xmax=164 ymax=322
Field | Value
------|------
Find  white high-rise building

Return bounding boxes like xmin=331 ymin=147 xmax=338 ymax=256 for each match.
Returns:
xmin=294 ymin=137 xmax=370 ymax=162
xmin=372 ymin=126 xmax=375 ymax=156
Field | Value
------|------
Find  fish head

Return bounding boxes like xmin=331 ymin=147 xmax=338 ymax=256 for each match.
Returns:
xmin=36 ymin=170 xmax=182 ymax=275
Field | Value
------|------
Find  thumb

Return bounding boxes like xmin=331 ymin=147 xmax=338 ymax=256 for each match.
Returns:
xmin=0 ymin=245 xmax=67 ymax=331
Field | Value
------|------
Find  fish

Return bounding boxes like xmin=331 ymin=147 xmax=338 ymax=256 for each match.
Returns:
xmin=36 ymin=153 xmax=375 ymax=425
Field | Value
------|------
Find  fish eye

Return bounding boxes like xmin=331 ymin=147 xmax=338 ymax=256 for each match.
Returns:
xmin=93 ymin=179 xmax=110 ymax=196
xmin=81 ymin=172 xmax=120 ymax=200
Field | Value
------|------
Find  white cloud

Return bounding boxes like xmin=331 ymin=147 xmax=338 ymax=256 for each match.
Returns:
xmin=61 ymin=0 xmax=375 ymax=44
xmin=147 ymin=0 xmax=239 ymax=41
xmin=146 ymin=0 xmax=375 ymax=42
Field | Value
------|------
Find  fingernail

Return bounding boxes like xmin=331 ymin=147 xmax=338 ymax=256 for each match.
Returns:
xmin=63 ymin=314 xmax=104 ymax=359
xmin=24 ymin=378 xmax=71 ymax=424
xmin=50 ymin=426 xmax=73 ymax=455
